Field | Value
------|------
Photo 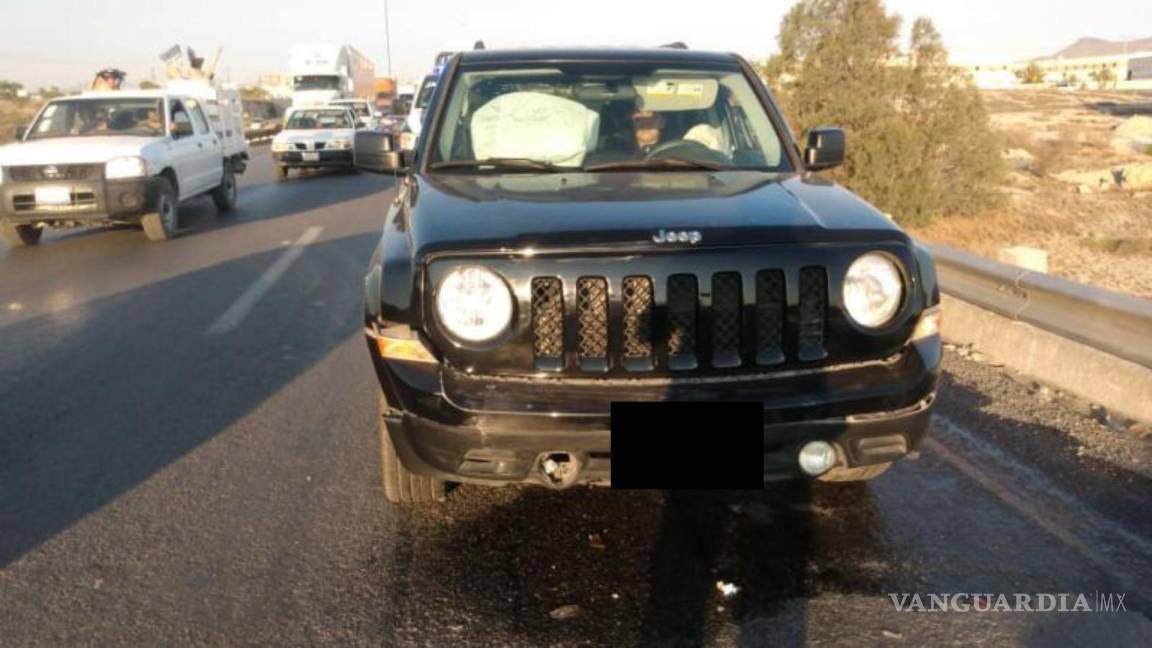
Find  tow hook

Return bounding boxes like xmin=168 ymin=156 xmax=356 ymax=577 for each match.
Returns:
xmin=536 ymin=452 xmax=584 ymax=489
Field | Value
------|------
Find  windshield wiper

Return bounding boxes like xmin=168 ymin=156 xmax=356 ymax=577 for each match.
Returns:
xmin=583 ymin=157 xmax=728 ymax=172
xmin=430 ymin=158 xmax=576 ymax=172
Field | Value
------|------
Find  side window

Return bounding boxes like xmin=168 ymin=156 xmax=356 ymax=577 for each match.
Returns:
xmin=170 ymin=100 xmax=192 ymax=138
xmin=185 ymin=99 xmax=211 ymax=134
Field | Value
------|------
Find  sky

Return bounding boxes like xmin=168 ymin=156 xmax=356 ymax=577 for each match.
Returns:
xmin=0 ymin=0 xmax=1148 ymax=90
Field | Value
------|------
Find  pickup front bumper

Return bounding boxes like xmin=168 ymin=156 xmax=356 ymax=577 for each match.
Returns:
xmin=0 ymin=175 xmax=154 ymax=225
xmin=369 ymin=335 xmax=941 ymax=486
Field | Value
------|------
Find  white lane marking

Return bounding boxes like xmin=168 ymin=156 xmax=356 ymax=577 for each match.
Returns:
xmin=206 ymin=226 xmax=323 ymax=335
xmin=926 ymin=415 xmax=1152 ymax=601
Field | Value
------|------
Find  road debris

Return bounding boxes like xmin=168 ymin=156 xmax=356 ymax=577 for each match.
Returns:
xmin=715 ymin=581 xmax=739 ymax=598
xmin=587 ymin=533 xmax=606 ymax=550
xmin=882 ymin=629 xmax=903 ymax=640
xmin=549 ymin=604 xmax=582 ymax=620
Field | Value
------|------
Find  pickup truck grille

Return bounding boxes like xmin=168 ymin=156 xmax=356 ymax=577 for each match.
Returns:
xmin=528 ymin=268 xmax=828 ymax=373
xmin=7 ymin=164 xmax=102 ymax=181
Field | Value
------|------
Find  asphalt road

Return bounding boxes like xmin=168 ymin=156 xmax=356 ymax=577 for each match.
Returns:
xmin=1 ymin=151 xmax=1150 ymax=646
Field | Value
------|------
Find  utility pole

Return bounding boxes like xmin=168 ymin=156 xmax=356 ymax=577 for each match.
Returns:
xmin=384 ymin=0 xmax=393 ymax=77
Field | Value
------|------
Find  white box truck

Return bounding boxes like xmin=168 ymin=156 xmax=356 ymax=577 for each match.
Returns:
xmin=289 ymin=45 xmax=375 ymax=107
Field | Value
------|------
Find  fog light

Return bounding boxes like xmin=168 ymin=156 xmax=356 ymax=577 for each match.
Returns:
xmin=798 ymin=441 xmax=837 ymax=476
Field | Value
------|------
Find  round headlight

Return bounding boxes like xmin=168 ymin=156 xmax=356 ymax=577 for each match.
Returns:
xmin=435 ymin=266 xmax=514 ymax=343
xmin=843 ymin=253 xmax=904 ymax=328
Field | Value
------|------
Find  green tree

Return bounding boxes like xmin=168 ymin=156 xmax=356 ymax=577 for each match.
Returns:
xmin=138 ymin=80 xmax=160 ymax=90
xmin=1015 ymin=63 xmax=1044 ymax=84
xmin=763 ymin=0 xmax=1004 ymax=225
xmin=240 ymin=86 xmax=270 ymax=100
xmin=0 ymin=79 xmax=24 ymax=99
xmin=37 ymin=86 xmax=63 ymax=99
xmin=1089 ymin=67 xmax=1115 ymax=89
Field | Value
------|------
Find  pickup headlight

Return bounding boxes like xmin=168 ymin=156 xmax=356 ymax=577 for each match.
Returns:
xmin=327 ymin=138 xmax=353 ymax=150
xmin=105 ymin=156 xmax=147 ymax=180
xmin=843 ymin=252 xmax=904 ymax=328
xmin=271 ymin=141 xmax=292 ymax=152
xmin=435 ymin=266 xmax=514 ymax=343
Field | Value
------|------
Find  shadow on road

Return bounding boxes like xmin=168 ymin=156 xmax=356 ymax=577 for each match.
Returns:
xmin=0 ymin=231 xmax=380 ymax=568
xmin=378 ymin=481 xmax=891 ymax=646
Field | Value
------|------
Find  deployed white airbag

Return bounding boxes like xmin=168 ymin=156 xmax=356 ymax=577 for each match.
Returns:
xmin=470 ymin=91 xmax=599 ymax=166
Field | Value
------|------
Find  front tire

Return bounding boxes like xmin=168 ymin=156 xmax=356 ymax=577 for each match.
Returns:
xmin=141 ymin=178 xmax=178 ymax=241
xmin=379 ymin=395 xmax=445 ymax=504
xmin=211 ymin=162 xmax=237 ymax=213
xmin=0 ymin=222 xmax=43 ymax=247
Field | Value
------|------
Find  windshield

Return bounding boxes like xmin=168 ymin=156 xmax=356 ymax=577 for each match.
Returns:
xmin=415 ymin=77 xmax=437 ymax=109
xmin=294 ymin=75 xmax=341 ymax=91
xmin=429 ymin=63 xmax=789 ymax=171
xmin=333 ymin=102 xmax=371 ymax=118
xmin=285 ymin=109 xmax=354 ymax=130
xmin=27 ymin=98 xmax=164 ymax=139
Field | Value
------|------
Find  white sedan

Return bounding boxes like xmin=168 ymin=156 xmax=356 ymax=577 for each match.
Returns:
xmin=270 ymin=107 xmax=359 ymax=179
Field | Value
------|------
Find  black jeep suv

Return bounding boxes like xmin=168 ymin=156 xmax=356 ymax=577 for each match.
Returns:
xmin=355 ymin=48 xmax=941 ymax=503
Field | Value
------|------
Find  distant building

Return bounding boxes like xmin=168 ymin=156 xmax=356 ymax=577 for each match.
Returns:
xmin=257 ymin=74 xmax=292 ymax=99
xmin=953 ymin=48 xmax=1152 ymax=89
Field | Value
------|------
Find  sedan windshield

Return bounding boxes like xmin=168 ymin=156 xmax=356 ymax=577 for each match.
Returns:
xmin=285 ymin=109 xmax=354 ymax=130
xmin=429 ymin=63 xmax=790 ymax=172
xmin=27 ymin=98 xmax=164 ymax=139
xmin=294 ymin=75 xmax=341 ymax=91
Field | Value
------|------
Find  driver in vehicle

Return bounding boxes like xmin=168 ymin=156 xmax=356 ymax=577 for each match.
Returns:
xmin=631 ymin=109 xmax=666 ymax=155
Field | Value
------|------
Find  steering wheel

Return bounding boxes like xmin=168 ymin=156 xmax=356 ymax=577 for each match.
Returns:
xmin=644 ymin=139 xmax=730 ymax=165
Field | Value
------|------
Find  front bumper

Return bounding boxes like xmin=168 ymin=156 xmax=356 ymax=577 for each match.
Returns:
xmin=371 ymin=335 xmax=941 ymax=486
xmin=0 ymin=176 xmax=152 ymax=225
xmin=273 ymin=150 xmax=353 ymax=168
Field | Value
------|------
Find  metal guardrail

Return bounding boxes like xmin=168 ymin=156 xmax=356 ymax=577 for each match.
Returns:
xmin=922 ymin=242 xmax=1152 ymax=370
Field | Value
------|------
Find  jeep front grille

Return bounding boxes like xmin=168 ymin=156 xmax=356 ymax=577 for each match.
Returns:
xmin=528 ymin=269 xmax=829 ymax=372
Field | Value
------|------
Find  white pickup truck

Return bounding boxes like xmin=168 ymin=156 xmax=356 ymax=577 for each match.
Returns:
xmin=0 ymin=88 xmax=248 ymax=247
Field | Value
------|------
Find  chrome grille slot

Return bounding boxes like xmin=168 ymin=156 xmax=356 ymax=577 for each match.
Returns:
xmin=710 ymin=272 xmax=743 ymax=368
xmin=798 ymin=267 xmax=828 ymax=361
xmin=531 ymin=278 xmax=564 ymax=370
xmin=755 ymin=270 xmax=786 ymax=365
xmin=576 ymin=277 xmax=609 ymax=371
xmin=666 ymin=274 xmax=699 ymax=371
xmin=621 ymin=276 xmax=654 ymax=371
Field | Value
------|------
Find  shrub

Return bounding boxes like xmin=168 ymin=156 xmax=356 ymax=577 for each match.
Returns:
xmin=763 ymin=0 xmax=1005 ymax=225
xmin=1016 ymin=63 xmax=1045 ymax=84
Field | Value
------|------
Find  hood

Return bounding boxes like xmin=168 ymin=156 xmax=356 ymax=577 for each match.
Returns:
xmin=274 ymin=128 xmax=355 ymax=144
xmin=409 ymin=170 xmax=908 ymax=259
xmin=0 ymin=136 xmax=163 ymax=166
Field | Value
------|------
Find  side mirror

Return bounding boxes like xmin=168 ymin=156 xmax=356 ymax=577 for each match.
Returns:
xmin=13 ymin=126 xmax=27 ymax=140
xmin=804 ymin=127 xmax=845 ymax=171
xmin=170 ymin=121 xmax=194 ymax=139
xmin=354 ymin=130 xmax=411 ymax=173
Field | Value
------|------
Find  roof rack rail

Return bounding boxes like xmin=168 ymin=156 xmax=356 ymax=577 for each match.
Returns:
xmin=660 ymin=42 xmax=688 ymax=49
